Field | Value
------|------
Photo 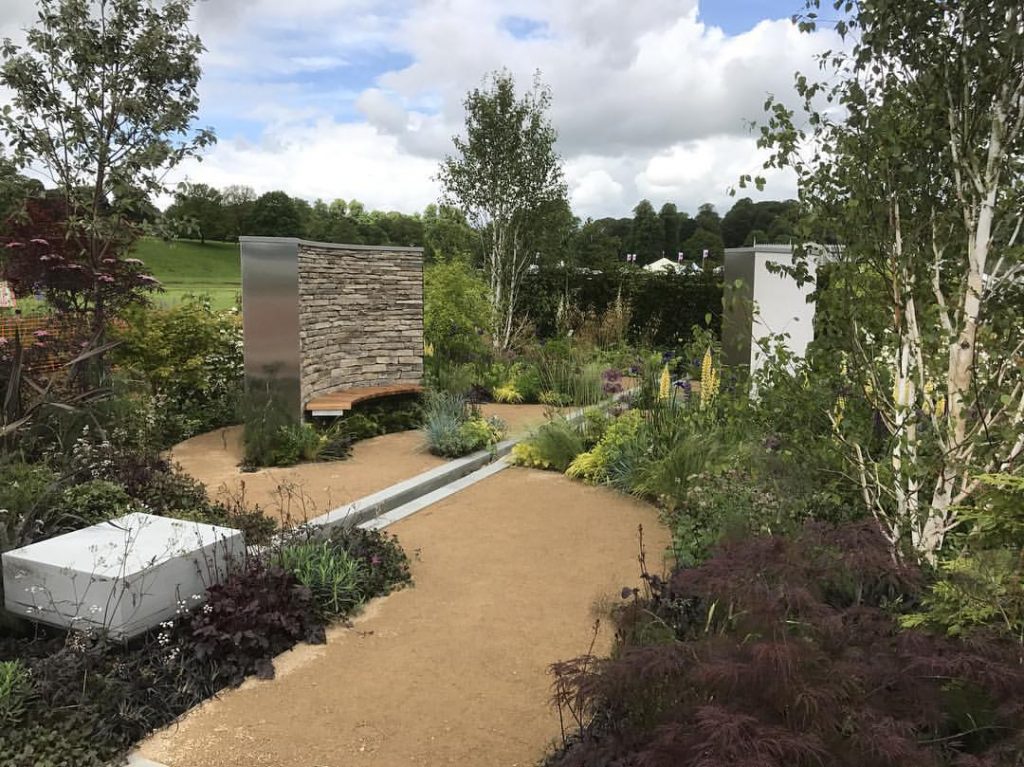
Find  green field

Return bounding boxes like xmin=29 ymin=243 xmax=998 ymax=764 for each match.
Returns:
xmin=133 ymin=238 xmax=241 ymax=311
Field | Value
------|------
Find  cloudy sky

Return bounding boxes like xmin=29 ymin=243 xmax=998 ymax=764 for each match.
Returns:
xmin=1 ymin=0 xmax=841 ymax=218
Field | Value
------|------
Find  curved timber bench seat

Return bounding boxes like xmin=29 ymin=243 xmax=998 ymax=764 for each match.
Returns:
xmin=305 ymin=383 xmax=424 ymax=417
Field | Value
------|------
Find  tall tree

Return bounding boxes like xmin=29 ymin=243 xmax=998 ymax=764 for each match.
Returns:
xmin=0 ymin=0 xmax=213 ymax=347
xmin=659 ymin=202 xmax=681 ymax=260
xmin=422 ymin=203 xmax=477 ymax=262
xmin=721 ymin=197 xmax=756 ymax=248
xmin=630 ymin=199 xmax=661 ymax=264
xmin=439 ymin=70 xmax=567 ymax=350
xmin=758 ymin=0 xmax=1024 ymax=559
xmin=222 ymin=184 xmax=255 ymax=241
xmin=248 ymin=190 xmax=302 ymax=237
xmin=694 ymin=202 xmax=722 ymax=235
xmin=165 ymin=182 xmax=226 ymax=243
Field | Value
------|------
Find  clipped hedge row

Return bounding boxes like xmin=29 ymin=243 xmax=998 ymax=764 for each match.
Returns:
xmin=519 ymin=267 xmax=722 ymax=345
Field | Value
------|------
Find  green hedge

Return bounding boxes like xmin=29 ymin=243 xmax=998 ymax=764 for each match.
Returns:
xmin=519 ymin=267 xmax=722 ymax=345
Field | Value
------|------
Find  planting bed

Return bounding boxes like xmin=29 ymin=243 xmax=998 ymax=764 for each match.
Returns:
xmin=170 ymin=404 xmax=554 ymax=524
xmin=136 ymin=467 xmax=669 ymax=767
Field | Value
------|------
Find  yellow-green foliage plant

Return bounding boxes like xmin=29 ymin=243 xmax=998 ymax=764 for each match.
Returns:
xmin=511 ymin=441 xmax=554 ymax=469
xmin=493 ymin=384 xmax=524 ymax=404
xmin=567 ymin=410 xmax=644 ymax=483
xmin=510 ymin=419 xmax=585 ymax=472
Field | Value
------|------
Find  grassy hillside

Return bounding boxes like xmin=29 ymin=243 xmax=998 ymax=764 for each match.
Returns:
xmin=132 ymin=238 xmax=241 ymax=310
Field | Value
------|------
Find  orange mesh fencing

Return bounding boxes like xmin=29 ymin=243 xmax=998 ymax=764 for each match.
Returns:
xmin=0 ymin=313 xmax=80 ymax=375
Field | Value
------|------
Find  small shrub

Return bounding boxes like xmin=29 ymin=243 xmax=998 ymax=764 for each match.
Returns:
xmin=493 ymin=383 xmax=524 ymax=403
xmin=325 ymin=525 xmax=413 ymax=597
xmin=423 ymin=391 xmax=505 ymax=457
xmin=0 ymin=660 xmax=32 ymax=725
xmin=903 ymin=474 xmax=1024 ymax=643
xmin=278 ymin=540 xmax=366 ymax=619
xmin=511 ymin=441 xmax=556 ymax=469
xmin=55 ymin=480 xmax=135 ymax=527
xmin=176 ymin=562 xmax=325 ymax=687
xmin=547 ymin=523 xmax=1024 ymax=767
xmin=511 ymin=362 xmax=543 ymax=402
xmin=112 ymin=299 xmax=243 ymax=446
xmin=512 ymin=419 xmax=585 ymax=472
xmin=0 ymin=462 xmax=63 ymax=553
xmin=566 ymin=410 xmax=644 ymax=483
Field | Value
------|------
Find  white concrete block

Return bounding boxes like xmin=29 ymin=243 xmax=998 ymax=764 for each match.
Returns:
xmin=723 ymin=244 xmax=819 ymax=378
xmin=2 ymin=512 xmax=244 ymax=639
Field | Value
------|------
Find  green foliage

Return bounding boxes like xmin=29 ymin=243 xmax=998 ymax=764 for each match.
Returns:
xmin=422 ymin=391 xmax=505 ymax=457
xmin=493 ymin=383 xmax=523 ymax=403
xmin=904 ymin=475 xmax=1024 ymax=643
xmin=519 ymin=267 xmax=721 ymax=347
xmin=325 ymin=525 xmax=413 ymax=598
xmin=247 ymin=190 xmax=303 ymax=237
xmin=567 ymin=410 xmax=644 ymax=483
xmin=512 ymin=419 xmax=585 ymax=472
xmin=0 ymin=660 xmax=32 ymax=726
xmin=278 ymin=540 xmax=366 ymax=619
xmin=0 ymin=462 xmax=63 ymax=555
xmin=54 ymin=480 xmax=134 ymax=527
xmin=534 ymin=350 xmax=605 ymax=407
xmin=112 ymin=298 xmax=243 ymax=445
xmin=164 ymin=182 xmax=228 ymax=243
xmin=424 ymin=259 xmax=491 ymax=362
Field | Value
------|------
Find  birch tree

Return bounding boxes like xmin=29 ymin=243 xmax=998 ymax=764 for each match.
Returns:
xmin=439 ymin=70 xmax=567 ymax=350
xmin=756 ymin=0 xmax=1024 ymax=560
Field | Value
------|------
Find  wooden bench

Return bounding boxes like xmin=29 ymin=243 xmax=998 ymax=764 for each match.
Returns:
xmin=305 ymin=383 xmax=424 ymax=417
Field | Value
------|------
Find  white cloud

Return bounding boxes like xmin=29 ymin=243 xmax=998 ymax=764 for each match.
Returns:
xmin=170 ymin=120 xmax=439 ymax=212
xmin=0 ymin=0 xmax=839 ymax=218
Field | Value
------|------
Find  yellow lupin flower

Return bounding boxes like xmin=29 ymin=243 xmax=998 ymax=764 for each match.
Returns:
xmin=700 ymin=347 xmax=719 ymax=409
xmin=659 ymin=364 xmax=671 ymax=400
xmin=424 ymin=342 xmax=434 ymax=358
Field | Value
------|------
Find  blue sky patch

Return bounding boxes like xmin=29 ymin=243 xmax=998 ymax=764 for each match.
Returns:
xmin=698 ymin=0 xmax=801 ymax=34
xmin=501 ymin=16 xmax=549 ymax=40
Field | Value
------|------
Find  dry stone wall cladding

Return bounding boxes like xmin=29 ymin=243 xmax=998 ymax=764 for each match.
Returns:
xmin=298 ymin=244 xmax=423 ymax=403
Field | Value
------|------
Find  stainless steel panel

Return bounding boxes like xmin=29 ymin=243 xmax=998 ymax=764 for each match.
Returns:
xmin=722 ymin=248 xmax=756 ymax=369
xmin=240 ymin=237 xmax=301 ymax=421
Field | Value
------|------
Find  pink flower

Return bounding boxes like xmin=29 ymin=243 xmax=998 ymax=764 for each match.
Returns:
xmin=30 ymin=238 xmax=49 ymax=246
xmin=97 ymin=274 xmax=115 ymax=284
xmin=102 ymin=257 xmax=117 ymax=264
xmin=5 ymin=241 xmax=24 ymax=248
xmin=139 ymin=274 xmax=160 ymax=284
xmin=0 ymin=338 xmax=8 ymax=346
xmin=33 ymin=329 xmax=52 ymax=339
xmin=124 ymin=258 xmax=144 ymax=266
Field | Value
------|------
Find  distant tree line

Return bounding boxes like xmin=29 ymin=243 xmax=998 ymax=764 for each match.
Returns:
xmin=1 ymin=162 xmax=799 ymax=269
xmin=160 ymin=180 xmax=799 ymax=268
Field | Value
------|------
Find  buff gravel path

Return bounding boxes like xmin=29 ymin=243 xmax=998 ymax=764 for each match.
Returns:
xmin=137 ymin=467 xmax=670 ymax=767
